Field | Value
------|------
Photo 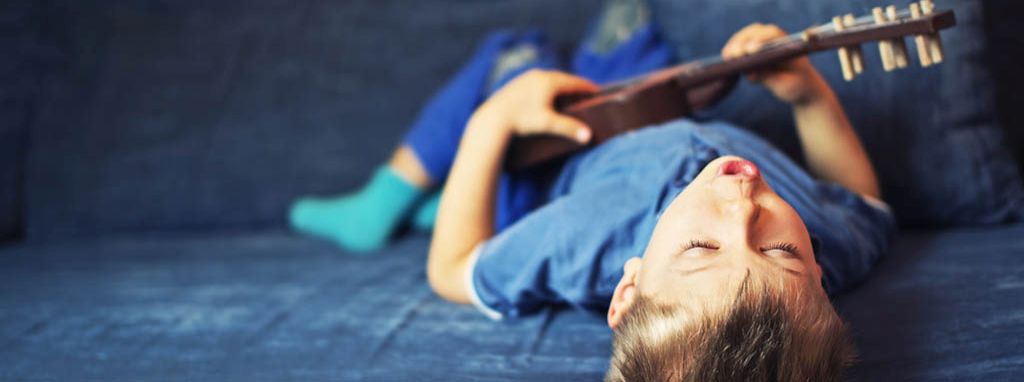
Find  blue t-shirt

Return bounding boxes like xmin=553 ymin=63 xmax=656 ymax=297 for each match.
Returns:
xmin=467 ymin=120 xmax=896 ymax=320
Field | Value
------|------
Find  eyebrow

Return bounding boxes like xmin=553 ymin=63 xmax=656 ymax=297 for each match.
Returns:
xmin=780 ymin=267 xmax=802 ymax=276
xmin=676 ymin=264 xmax=716 ymax=276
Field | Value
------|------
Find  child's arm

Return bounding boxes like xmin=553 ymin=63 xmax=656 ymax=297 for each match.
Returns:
xmin=428 ymin=70 xmax=598 ymax=304
xmin=722 ymin=24 xmax=881 ymax=200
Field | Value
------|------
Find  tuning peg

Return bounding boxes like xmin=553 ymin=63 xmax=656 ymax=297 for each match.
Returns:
xmin=843 ymin=14 xmax=865 ymax=74
xmin=919 ymin=0 xmax=945 ymax=63
xmin=909 ymin=3 xmax=933 ymax=67
xmin=886 ymin=5 xmax=910 ymax=69
xmin=832 ymin=16 xmax=855 ymax=81
xmin=872 ymin=7 xmax=896 ymax=71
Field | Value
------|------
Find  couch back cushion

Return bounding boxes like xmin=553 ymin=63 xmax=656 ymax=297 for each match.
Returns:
xmin=649 ymin=0 xmax=1024 ymax=226
xmin=0 ymin=105 xmax=24 ymax=242
xmin=0 ymin=0 xmax=39 ymax=242
xmin=23 ymin=0 xmax=593 ymax=240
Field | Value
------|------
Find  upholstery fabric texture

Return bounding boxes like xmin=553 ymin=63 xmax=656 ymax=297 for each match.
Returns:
xmin=2 ymin=228 xmax=1023 ymax=380
xmin=21 ymin=0 xmax=593 ymax=240
xmin=0 ymin=0 xmax=41 ymax=241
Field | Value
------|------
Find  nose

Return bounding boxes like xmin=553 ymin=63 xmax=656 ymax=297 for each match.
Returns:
xmin=708 ymin=157 xmax=765 ymax=233
xmin=722 ymin=196 xmax=760 ymax=223
xmin=716 ymin=196 xmax=762 ymax=251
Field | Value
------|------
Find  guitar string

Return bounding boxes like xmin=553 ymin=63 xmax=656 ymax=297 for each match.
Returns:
xmin=693 ymin=8 xmax=916 ymax=68
xmin=600 ymin=8 xmax=918 ymax=92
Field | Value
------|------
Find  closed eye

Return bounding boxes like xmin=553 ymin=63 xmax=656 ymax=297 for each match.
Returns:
xmin=761 ymin=242 xmax=801 ymax=258
xmin=685 ymin=239 xmax=719 ymax=250
xmin=678 ymin=239 xmax=720 ymax=258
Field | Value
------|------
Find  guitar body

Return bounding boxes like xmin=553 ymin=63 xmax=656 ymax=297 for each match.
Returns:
xmin=506 ymin=63 xmax=739 ymax=170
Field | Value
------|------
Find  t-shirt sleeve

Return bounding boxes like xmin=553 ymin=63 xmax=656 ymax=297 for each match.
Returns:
xmin=465 ymin=181 xmax=653 ymax=320
xmin=812 ymin=182 xmax=898 ymax=295
xmin=465 ymin=212 xmax=571 ymax=320
xmin=463 ymin=244 xmax=504 ymax=321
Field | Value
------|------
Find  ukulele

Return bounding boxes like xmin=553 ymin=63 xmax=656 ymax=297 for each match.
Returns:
xmin=506 ymin=0 xmax=956 ymax=170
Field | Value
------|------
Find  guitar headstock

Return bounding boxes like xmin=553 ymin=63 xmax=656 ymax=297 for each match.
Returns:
xmin=806 ymin=0 xmax=955 ymax=80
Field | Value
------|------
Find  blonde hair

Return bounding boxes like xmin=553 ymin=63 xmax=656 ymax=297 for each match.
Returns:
xmin=606 ymin=277 xmax=854 ymax=382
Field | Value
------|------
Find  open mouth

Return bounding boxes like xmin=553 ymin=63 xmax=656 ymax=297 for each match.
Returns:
xmin=718 ymin=158 xmax=760 ymax=179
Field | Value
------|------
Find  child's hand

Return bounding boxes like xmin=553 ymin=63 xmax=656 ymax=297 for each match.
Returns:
xmin=470 ymin=70 xmax=599 ymax=144
xmin=722 ymin=23 xmax=828 ymax=106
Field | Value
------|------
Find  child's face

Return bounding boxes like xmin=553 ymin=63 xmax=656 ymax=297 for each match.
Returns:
xmin=608 ymin=156 xmax=825 ymax=327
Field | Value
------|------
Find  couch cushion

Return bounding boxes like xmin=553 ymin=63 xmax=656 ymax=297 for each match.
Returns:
xmin=983 ymin=2 xmax=1024 ymax=168
xmin=0 ymin=0 xmax=39 ymax=241
xmin=23 ymin=0 xmax=594 ymax=240
xmin=838 ymin=226 xmax=1024 ymax=380
xmin=649 ymin=0 xmax=1024 ymax=227
xmin=0 ymin=233 xmax=611 ymax=380
xmin=1 ymin=228 xmax=1023 ymax=380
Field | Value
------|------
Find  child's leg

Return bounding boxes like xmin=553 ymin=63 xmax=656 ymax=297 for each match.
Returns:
xmin=572 ymin=0 xmax=673 ymax=85
xmin=288 ymin=144 xmax=433 ymax=253
xmin=410 ymin=190 xmax=441 ymax=231
xmin=407 ymin=31 xmax=560 ymax=231
xmin=389 ymin=145 xmax=433 ymax=189
xmin=288 ymin=161 xmax=422 ymax=254
xmin=289 ymin=31 xmax=556 ymax=252
xmin=392 ymin=145 xmax=440 ymax=231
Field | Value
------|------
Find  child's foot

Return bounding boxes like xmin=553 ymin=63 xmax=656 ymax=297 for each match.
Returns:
xmin=410 ymin=191 xmax=441 ymax=231
xmin=288 ymin=166 xmax=422 ymax=253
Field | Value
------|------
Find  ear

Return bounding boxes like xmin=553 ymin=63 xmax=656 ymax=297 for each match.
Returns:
xmin=607 ymin=257 xmax=643 ymax=329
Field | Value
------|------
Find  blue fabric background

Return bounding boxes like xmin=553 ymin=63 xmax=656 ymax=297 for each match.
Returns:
xmin=0 ymin=0 xmax=41 ymax=242
xmin=983 ymin=0 xmax=1024 ymax=167
xmin=20 ymin=0 xmax=594 ymax=240
xmin=649 ymin=0 xmax=1024 ymax=227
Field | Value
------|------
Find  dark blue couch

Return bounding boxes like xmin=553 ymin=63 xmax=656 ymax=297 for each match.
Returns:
xmin=3 ymin=1 xmax=1023 ymax=380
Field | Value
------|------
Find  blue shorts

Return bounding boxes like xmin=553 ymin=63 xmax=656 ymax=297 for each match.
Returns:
xmin=402 ymin=21 xmax=672 ymax=230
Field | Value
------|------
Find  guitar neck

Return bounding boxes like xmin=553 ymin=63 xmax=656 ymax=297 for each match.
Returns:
xmin=676 ymin=39 xmax=809 ymax=89
xmin=521 ymin=4 xmax=958 ymax=171
xmin=584 ymin=7 xmax=956 ymax=103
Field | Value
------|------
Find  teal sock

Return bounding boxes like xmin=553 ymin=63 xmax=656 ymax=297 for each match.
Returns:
xmin=288 ymin=166 xmax=422 ymax=253
xmin=410 ymin=191 xmax=440 ymax=231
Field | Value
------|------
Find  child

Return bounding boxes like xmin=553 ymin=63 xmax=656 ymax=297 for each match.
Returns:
xmin=427 ymin=23 xmax=895 ymax=381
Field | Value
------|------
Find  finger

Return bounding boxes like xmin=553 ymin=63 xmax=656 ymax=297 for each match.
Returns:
xmin=743 ymin=38 xmax=766 ymax=54
xmin=724 ymin=24 xmax=766 ymax=59
xmin=758 ymin=24 xmax=787 ymax=39
xmin=722 ymin=34 xmax=740 ymax=58
xmin=722 ymin=30 xmax=751 ymax=58
xmin=722 ymin=38 xmax=742 ymax=59
xmin=724 ymin=37 xmax=755 ymax=59
xmin=745 ymin=24 xmax=787 ymax=51
xmin=545 ymin=112 xmax=592 ymax=144
xmin=545 ymin=71 xmax=600 ymax=94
